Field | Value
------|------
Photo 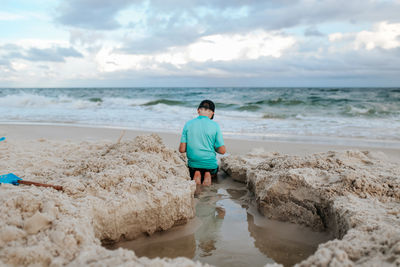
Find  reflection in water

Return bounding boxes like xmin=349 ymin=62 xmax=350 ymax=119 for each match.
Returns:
xmin=130 ymin=234 xmax=196 ymax=259
xmin=226 ymin=188 xmax=247 ymax=199
xmin=195 ymin=188 xmax=226 ymax=257
xmin=247 ymin=213 xmax=324 ymax=266
xmin=106 ymin=175 xmax=331 ymax=267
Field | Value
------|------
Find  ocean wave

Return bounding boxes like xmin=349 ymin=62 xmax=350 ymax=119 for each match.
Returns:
xmin=341 ymin=105 xmax=395 ymax=117
xmin=0 ymin=93 xmax=66 ymax=107
xmin=1 ymin=87 xmax=399 ymax=144
xmin=324 ymin=88 xmax=340 ymax=92
xmin=142 ymin=99 xmax=186 ymax=106
xmin=262 ymin=113 xmax=287 ymax=119
xmin=215 ymin=103 xmax=237 ymax=109
xmin=0 ymin=93 xmax=103 ymax=109
xmin=0 ymin=92 xmax=163 ymax=110
xmin=103 ymin=97 xmax=148 ymax=107
xmin=237 ymin=104 xmax=261 ymax=111
xmin=249 ymin=98 xmax=305 ymax=106
xmin=89 ymin=97 xmax=103 ymax=103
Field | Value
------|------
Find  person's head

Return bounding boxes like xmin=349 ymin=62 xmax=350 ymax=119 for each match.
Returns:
xmin=197 ymin=100 xmax=215 ymax=119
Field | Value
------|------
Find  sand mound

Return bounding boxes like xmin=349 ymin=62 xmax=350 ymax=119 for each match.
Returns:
xmin=0 ymin=134 xmax=203 ymax=266
xmin=221 ymin=150 xmax=400 ymax=266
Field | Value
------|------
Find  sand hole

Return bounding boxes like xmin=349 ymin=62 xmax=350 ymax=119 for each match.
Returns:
xmin=105 ymin=174 xmax=333 ymax=267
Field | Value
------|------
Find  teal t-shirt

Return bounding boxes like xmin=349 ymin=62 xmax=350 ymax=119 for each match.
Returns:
xmin=180 ymin=116 xmax=224 ymax=169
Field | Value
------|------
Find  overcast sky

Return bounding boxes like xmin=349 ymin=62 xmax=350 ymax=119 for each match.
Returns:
xmin=1 ymin=0 xmax=400 ymax=87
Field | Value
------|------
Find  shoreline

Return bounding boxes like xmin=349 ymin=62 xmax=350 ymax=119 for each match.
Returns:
xmin=1 ymin=123 xmax=399 ymax=163
xmin=2 ymin=121 xmax=400 ymax=148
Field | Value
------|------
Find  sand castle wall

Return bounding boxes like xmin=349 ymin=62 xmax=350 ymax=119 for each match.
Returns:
xmin=0 ymin=134 xmax=204 ymax=266
xmin=221 ymin=150 xmax=400 ymax=266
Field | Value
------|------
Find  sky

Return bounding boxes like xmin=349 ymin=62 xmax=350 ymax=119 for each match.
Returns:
xmin=0 ymin=0 xmax=400 ymax=87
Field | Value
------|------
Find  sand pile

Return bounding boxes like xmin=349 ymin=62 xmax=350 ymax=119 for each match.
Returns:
xmin=0 ymin=134 xmax=203 ymax=266
xmin=221 ymin=150 xmax=400 ymax=266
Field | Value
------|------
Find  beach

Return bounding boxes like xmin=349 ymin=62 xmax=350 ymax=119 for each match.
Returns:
xmin=1 ymin=123 xmax=399 ymax=266
xmin=2 ymin=0 xmax=400 ymax=264
xmin=2 ymin=124 xmax=400 ymax=162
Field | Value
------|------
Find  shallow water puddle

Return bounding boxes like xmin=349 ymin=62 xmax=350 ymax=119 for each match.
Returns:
xmin=106 ymin=175 xmax=332 ymax=266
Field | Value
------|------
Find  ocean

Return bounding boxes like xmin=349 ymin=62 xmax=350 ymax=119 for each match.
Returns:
xmin=1 ymin=87 xmax=399 ymax=148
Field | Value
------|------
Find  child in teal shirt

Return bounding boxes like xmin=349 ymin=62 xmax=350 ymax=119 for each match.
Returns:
xmin=179 ymin=100 xmax=226 ymax=186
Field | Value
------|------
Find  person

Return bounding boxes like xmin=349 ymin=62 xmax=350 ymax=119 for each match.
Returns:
xmin=179 ymin=100 xmax=226 ymax=186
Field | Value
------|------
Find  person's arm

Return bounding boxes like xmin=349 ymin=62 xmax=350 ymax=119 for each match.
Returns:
xmin=214 ymin=123 xmax=225 ymax=154
xmin=179 ymin=142 xmax=187 ymax=153
xmin=179 ymin=123 xmax=188 ymax=153
xmin=215 ymin=145 xmax=226 ymax=154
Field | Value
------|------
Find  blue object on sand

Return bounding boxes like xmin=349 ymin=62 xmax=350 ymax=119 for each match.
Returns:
xmin=0 ymin=137 xmax=5 ymax=142
xmin=0 ymin=173 xmax=22 ymax=185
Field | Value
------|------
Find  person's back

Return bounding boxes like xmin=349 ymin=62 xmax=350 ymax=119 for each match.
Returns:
xmin=179 ymin=100 xmax=226 ymax=186
xmin=184 ymin=116 xmax=222 ymax=169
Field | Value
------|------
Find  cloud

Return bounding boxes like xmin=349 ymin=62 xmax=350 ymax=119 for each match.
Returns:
xmin=96 ymin=30 xmax=296 ymax=72
xmin=53 ymin=0 xmax=400 ymax=57
xmin=56 ymin=0 xmax=290 ymax=30
xmin=117 ymin=47 xmax=400 ymax=86
xmin=56 ymin=0 xmax=400 ymax=32
xmin=0 ymin=44 xmax=83 ymax=63
xmin=69 ymin=29 xmax=105 ymax=46
xmin=23 ymin=47 xmax=83 ymax=62
xmin=62 ymin=45 xmax=400 ymax=88
xmin=3 ymin=1 xmax=400 ymax=87
xmin=56 ymin=0 xmax=135 ymax=30
xmin=354 ymin=21 xmax=400 ymax=50
xmin=0 ymin=12 xmax=24 ymax=21
xmin=119 ymin=26 xmax=203 ymax=54
xmin=132 ymin=1 xmax=400 ymax=54
xmin=329 ymin=21 xmax=400 ymax=51
xmin=0 ymin=58 xmax=10 ymax=66
xmin=85 ymin=18 xmax=400 ymax=87
xmin=304 ymin=26 xmax=324 ymax=37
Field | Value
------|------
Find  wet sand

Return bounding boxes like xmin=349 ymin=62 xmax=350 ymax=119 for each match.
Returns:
xmin=107 ymin=174 xmax=332 ymax=267
xmin=1 ymin=124 xmax=399 ymax=162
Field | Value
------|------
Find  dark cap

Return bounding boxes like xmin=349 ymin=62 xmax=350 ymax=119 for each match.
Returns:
xmin=198 ymin=100 xmax=215 ymax=112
